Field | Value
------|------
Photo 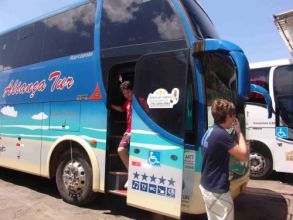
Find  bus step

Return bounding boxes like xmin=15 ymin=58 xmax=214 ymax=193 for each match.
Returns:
xmin=108 ymin=189 xmax=127 ymax=197
xmin=108 ymin=171 xmax=128 ymax=191
xmin=107 ymin=153 xmax=126 ymax=171
xmin=109 ymin=120 xmax=126 ymax=136
xmin=107 ymin=135 xmax=123 ymax=148
xmin=108 ymin=135 xmax=123 ymax=139
xmin=110 ymin=110 xmax=126 ymax=121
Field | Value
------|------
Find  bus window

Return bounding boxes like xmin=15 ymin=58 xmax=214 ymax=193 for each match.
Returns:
xmin=249 ymin=67 xmax=270 ymax=103
xmin=274 ymin=65 xmax=293 ymax=140
xmin=1 ymin=30 xmax=17 ymax=70
xmin=14 ymin=22 xmax=45 ymax=68
xmin=42 ymin=2 xmax=96 ymax=61
xmin=0 ymin=2 xmax=96 ymax=71
xmin=201 ymin=53 xmax=237 ymax=128
xmin=134 ymin=50 xmax=188 ymax=138
xmin=0 ymin=23 xmax=44 ymax=70
xmin=100 ymin=0 xmax=185 ymax=49
xmin=0 ymin=36 xmax=4 ymax=71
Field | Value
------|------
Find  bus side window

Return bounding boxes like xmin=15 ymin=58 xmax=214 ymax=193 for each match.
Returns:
xmin=100 ymin=0 xmax=185 ymax=49
xmin=0 ymin=2 xmax=96 ymax=71
xmin=0 ymin=30 xmax=17 ymax=71
xmin=14 ymin=22 xmax=45 ymax=68
xmin=42 ymin=2 xmax=96 ymax=61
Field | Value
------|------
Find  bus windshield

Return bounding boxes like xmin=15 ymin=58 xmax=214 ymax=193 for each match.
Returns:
xmin=203 ymin=53 xmax=237 ymax=104
xmin=181 ymin=0 xmax=219 ymax=38
xmin=201 ymin=53 xmax=238 ymax=126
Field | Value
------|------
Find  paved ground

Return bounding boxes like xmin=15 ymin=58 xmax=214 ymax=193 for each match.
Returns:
xmin=234 ymin=174 xmax=293 ymax=220
xmin=0 ymin=168 xmax=292 ymax=220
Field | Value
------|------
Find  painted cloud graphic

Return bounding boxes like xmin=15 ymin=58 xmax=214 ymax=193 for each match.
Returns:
xmin=0 ymin=106 xmax=18 ymax=117
xmin=32 ymin=112 xmax=48 ymax=120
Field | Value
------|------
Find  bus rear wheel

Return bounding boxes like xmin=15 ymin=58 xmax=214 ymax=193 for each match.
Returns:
xmin=250 ymin=149 xmax=273 ymax=179
xmin=56 ymin=150 xmax=96 ymax=205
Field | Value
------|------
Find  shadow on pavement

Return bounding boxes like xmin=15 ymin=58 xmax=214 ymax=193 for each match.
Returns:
xmin=269 ymin=172 xmax=293 ymax=185
xmin=86 ymin=195 xmax=208 ymax=220
xmin=235 ymin=187 xmax=288 ymax=220
xmin=0 ymin=168 xmax=206 ymax=220
xmin=2 ymin=167 xmax=290 ymax=220
xmin=0 ymin=167 xmax=60 ymax=199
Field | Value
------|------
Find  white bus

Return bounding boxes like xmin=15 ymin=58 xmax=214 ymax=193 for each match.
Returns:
xmin=246 ymin=59 xmax=293 ymax=179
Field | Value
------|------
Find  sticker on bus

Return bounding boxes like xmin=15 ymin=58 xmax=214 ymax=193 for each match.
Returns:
xmin=148 ymin=151 xmax=161 ymax=166
xmin=147 ymin=88 xmax=179 ymax=108
xmin=276 ymin=127 xmax=289 ymax=139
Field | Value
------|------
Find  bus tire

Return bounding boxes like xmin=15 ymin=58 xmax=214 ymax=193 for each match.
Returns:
xmin=250 ymin=148 xmax=273 ymax=180
xmin=56 ymin=149 xmax=96 ymax=206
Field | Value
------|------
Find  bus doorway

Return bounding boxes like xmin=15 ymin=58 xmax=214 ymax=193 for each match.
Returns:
xmin=106 ymin=63 xmax=135 ymax=195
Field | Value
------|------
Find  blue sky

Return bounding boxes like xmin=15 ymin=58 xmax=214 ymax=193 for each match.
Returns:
xmin=0 ymin=0 xmax=292 ymax=63
xmin=199 ymin=0 xmax=293 ymax=63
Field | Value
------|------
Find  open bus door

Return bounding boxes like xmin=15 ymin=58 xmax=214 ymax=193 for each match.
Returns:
xmin=127 ymin=49 xmax=189 ymax=218
xmin=0 ymin=111 xmax=2 ymax=158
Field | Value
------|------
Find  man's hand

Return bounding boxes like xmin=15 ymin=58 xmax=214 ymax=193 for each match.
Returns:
xmin=233 ymin=118 xmax=242 ymax=135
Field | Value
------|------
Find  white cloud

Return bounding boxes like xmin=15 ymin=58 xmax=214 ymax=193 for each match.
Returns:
xmin=153 ymin=15 xmax=184 ymax=40
xmin=0 ymin=106 xmax=18 ymax=117
xmin=103 ymin=0 xmax=140 ymax=23
xmin=32 ymin=112 xmax=48 ymax=120
xmin=44 ymin=3 xmax=95 ymax=33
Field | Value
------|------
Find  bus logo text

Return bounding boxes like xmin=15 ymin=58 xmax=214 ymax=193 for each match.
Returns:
xmin=2 ymin=71 xmax=74 ymax=99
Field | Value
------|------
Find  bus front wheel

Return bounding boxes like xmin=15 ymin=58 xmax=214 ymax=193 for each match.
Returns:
xmin=56 ymin=150 xmax=96 ymax=205
xmin=250 ymin=149 xmax=273 ymax=179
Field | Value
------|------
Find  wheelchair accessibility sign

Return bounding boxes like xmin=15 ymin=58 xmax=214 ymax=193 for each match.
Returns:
xmin=276 ymin=127 xmax=288 ymax=139
xmin=148 ymin=151 xmax=161 ymax=166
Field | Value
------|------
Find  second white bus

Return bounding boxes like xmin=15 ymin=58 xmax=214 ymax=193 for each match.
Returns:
xmin=246 ymin=59 xmax=293 ymax=179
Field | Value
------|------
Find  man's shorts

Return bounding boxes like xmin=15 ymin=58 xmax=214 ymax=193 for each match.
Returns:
xmin=118 ymin=134 xmax=130 ymax=149
xmin=199 ymin=184 xmax=234 ymax=220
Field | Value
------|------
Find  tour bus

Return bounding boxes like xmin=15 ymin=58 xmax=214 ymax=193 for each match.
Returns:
xmin=246 ymin=59 xmax=293 ymax=179
xmin=0 ymin=0 xmax=253 ymax=218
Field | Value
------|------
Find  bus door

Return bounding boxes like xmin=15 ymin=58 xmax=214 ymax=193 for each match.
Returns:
xmin=193 ymin=39 xmax=250 ymax=185
xmin=0 ymin=109 xmax=2 ymax=159
xmin=0 ymin=103 xmax=43 ymax=174
xmin=127 ymin=50 xmax=189 ymax=218
xmin=272 ymin=65 xmax=293 ymax=171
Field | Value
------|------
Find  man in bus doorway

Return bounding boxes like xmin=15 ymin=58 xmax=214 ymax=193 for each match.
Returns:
xmin=199 ymin=99 xmax=249 ymax=220
xmin=111 ymin=81 xmax=133 ymax=188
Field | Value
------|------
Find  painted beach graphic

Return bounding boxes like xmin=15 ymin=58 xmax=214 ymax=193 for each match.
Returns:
xmin=0 ymin=102 xmax=108 ymax=147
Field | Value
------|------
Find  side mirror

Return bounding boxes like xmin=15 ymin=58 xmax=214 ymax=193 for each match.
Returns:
xmin=250 ymin=84 xmax=273 ymax=118
xmin=193 ymin=39 xmax=250 ymax=99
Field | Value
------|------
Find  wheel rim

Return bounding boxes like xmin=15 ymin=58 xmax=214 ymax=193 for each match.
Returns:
xmin=63 ymin=160 xmax=86 ymax=195
xmin=250 ymin=152 xmax=266 ymax=176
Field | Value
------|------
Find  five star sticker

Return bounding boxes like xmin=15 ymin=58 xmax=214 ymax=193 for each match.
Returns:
xmin=133 ymin=172 xmax=175 ymax=186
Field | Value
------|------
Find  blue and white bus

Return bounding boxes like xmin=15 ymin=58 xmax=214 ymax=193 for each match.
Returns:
xmin=0 ymin=0 xmax=251 ymax=218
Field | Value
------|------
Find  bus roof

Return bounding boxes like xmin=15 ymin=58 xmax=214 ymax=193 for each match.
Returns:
xmin=250 ymin=59 xmax=293 ymax=69
xmin=0 ymin=0 xmax=88 ymax=36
